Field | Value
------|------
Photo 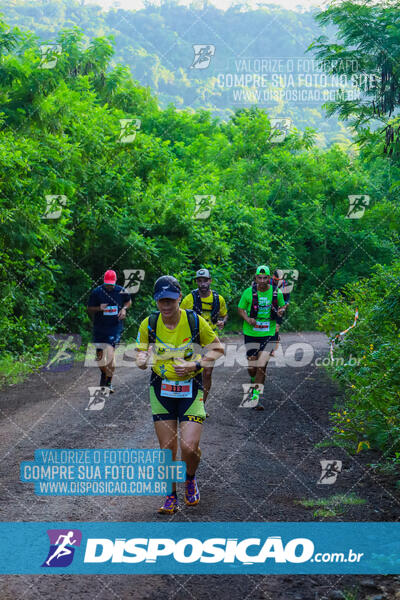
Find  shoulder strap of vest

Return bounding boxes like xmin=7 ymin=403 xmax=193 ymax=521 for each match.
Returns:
xmin=249 ymin=281 xmax=259 ymax=318
xmin=191 ymin=289 xmax=202 ymax=315
xmin=148 ymin=311 xmax=160 ymax=344
xmin=210 ymin=290 xmax=220 ymax=324
xmin=185 ymin=309 xmax=200 ymax=345
xmin=148 ymin=310 xmax=200 ymax=345
xmin=270 ymin=285 xmax=279 ymax=320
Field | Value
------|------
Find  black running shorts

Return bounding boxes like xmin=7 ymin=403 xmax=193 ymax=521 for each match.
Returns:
xmin=244 ymin=334 xmax=278 ymax=358
xmin=149 ymin=371 xmax=206 ymax=423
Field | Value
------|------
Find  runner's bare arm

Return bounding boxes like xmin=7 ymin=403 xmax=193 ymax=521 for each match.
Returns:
xmin=201 ymin=337 xmax=224 ymax=367
xmin=217 ymin=314 xmax=228 ymax=329
xmin=238 ymin=308 xmax=256 ymax=326
xmin=173 ymin=337 xmax=224 ymax=376
xmin=136 ymin=348 xmax=150 ymax=370
xmin=118 ymin=298 xmax=132 ymax=319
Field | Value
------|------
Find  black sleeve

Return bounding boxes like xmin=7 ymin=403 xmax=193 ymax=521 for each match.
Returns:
xmin=88 ymin=289 xmax=100 ymax=307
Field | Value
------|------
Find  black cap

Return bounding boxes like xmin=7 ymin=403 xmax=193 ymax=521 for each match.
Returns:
xmin=153 ymin=275 xmax=181 ymax=301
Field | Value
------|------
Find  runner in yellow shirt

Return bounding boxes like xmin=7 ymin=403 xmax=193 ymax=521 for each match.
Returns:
xmin=181 ymin=268 xmax=228 ymax=408
xmin=136 ymin=275 xmax=224 ymax=514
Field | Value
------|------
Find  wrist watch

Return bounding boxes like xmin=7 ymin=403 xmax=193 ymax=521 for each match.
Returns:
xmin=195 ymin=360 xmax=202 ymax=371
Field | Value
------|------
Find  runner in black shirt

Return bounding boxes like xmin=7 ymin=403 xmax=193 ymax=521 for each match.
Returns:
xmin=87 ymin=270 xmax=131 ymax=393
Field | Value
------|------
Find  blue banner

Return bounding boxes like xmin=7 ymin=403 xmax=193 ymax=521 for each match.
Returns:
xmin=0 ymin=522 xmax=399 ymax=574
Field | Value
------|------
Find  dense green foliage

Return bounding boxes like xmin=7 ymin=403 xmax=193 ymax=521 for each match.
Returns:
xmin=0 ymin=14 xmax=397 ymax=354
xmin=318 ymin=262 xmax=400 ymax=468
xmin=311 ymin=1 xmax=400 ymax=132
xmin=313 ymin=0 xmax=400 ymax=470
xmin=0 ymin=0 xmax=399 ymax=472
xmin=0 ymin=0 xmax=351 ymax=145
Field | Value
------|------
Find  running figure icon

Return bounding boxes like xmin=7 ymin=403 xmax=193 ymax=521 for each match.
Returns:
xmin=317 ymin=460 xmax=343 ymax=485
xmin=45 ymin=531 xmax=77 ymax=566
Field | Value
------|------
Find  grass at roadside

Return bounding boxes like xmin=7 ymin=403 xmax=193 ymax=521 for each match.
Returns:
xmin=0 ymin=333 xmax=144 ymax=388
xmin=0 ymin=351 xmax=46 ymax=387
xmin=0 ymin=344 xmax=89 ymax=389
xmin=297 ymin=493 xmax=366 ymax=518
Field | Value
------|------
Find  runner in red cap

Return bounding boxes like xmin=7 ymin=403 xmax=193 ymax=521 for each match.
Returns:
xmin=104 ymin=270 xmax=117 ymax=285
xmin=87 ymin=270 xmax=131 ymax=392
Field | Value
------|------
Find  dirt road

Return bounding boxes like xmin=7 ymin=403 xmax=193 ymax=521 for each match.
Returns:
xmin=0 ymin=332 xmax=398 ymax=599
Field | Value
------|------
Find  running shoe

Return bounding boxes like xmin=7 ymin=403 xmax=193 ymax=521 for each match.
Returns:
xmin=184 ymin=477 xmax=200 ymax=506
xmin=106 ymin=381 xmax=115 ymax=394
xmin=158 ymin=493 xmax=179 ymax=514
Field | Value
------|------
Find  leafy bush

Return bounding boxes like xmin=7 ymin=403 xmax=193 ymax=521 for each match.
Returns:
xmin=318 ymin=261 xmax=400 ymax=468
xmin=0 ymin=15 xmax=399 ymax=389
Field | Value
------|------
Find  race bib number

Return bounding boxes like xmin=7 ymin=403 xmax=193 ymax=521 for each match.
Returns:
xmin=103 ymin=305 xmax=118 ymax=316
xmin=161 ymin=379 xmax=193 ymax=398
xmin=253 ymin=320 xmax=270 ymax=332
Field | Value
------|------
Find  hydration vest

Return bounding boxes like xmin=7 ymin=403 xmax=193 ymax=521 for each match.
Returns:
xmin=147 ymin=309 xmax=200 ymax=345
xmin=191 ymin=289 xmax=220 ymax=324
xmin=249 ymin=281 xmax=279 ymax=321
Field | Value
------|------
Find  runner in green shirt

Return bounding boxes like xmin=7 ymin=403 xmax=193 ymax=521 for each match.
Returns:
xmin=238 ymin=265 xmax=285 ymax=410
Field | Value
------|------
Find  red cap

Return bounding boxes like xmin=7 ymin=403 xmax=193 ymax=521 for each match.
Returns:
xmin=104 ymin=270 xmax=117 ymax=285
